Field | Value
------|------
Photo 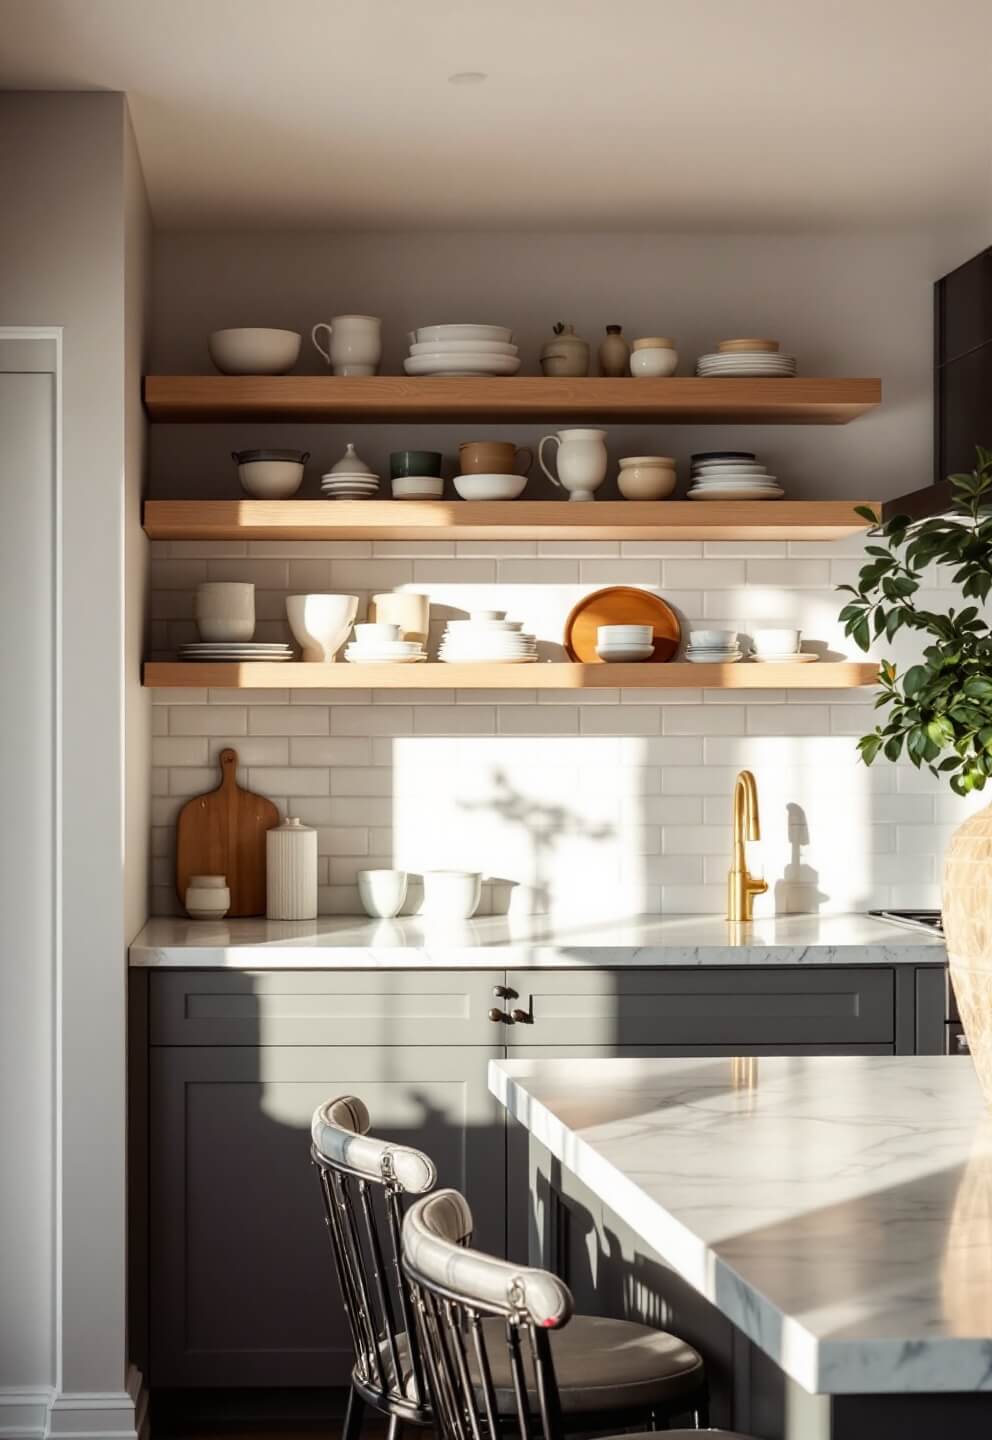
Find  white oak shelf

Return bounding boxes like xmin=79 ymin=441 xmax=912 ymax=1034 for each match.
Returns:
xmin=143 ymin=499 xmax=879 ymax=542
xmin=143 ymin=661 xmax=880 ymax=691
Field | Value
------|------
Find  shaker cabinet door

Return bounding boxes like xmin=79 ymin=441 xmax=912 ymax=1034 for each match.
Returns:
xmin=149 ymin=1043 xmax=506 ymax=1387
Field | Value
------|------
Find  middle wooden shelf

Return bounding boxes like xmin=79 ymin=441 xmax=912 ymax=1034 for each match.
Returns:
xmin=144 ymin=661 xmax=880 ymax=690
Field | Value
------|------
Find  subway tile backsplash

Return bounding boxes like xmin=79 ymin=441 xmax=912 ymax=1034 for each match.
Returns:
xmin=148 ymin=536 xmax=981 ymax=918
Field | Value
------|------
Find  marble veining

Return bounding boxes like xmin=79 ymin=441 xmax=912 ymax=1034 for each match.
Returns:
xmin=129 ymin=912 xmax=945 ymax=968
xmin=490 ymin=1054 xmax=992 ymax=1395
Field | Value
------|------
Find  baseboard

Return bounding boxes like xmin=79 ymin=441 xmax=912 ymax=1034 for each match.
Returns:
xmin=46 ymin=1367 xmax=145 ymax=1440
xmin=0 ymin=1388 xmax=56 ymax=1440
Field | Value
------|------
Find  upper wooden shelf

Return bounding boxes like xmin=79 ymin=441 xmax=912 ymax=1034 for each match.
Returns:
xmin=144 ymin=661 xmax=879 ymax=691
xmin=143 ymin=499 xmax=877 ymax=542
xmin=143 ymin=375 xmax=882 ymax=425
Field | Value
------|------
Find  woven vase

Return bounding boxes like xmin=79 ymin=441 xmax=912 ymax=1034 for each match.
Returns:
xmin=943 ymin=802 xmax=992 ymax=1103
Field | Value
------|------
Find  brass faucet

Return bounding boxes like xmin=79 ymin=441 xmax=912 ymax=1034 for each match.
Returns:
xmin=727 ymin=770 xmax=768 ymax=922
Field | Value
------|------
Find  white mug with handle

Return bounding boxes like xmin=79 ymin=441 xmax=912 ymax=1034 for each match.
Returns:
xmin=311 ymin=315 xmax=382 ymax=376
xmin=538 ymin=427 xmax=608 ymax=502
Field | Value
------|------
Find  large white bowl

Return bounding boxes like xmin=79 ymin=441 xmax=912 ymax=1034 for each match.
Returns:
xmin=453 ymin=473 xmax=527 ymax=501
xmin=233 ymin=449 xmax=308 ymax=499
xmin=286 ymin=593 xmax=359 ymax=662
xmin=208 ymin=328 xmax=301 ymax=375
xmin=404 ymin=354 xmax=521 ymax=377
xmin=414 ymin=324 xmax=512 ymax=344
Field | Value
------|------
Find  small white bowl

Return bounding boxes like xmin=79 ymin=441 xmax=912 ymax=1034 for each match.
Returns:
xmin=358 ymin=870 xmax=408 ymax=919
xmin=392 ymin=476 xmax=444 ymax=499
xmin=421 ymin=870 xmax=482 ymax=920
xmin=453 ymin=473 xmax=527 ymax=501
xmin=414 ymin=324 xmax=512 ymax=344
xmin=208 ymin=328 xmax=301 ymax=375
xmin=630 ymin=346 xmax=679 ymax=378
xmin=690 ymin=629 xmax=738 ymax=648
xmin=598 ymin=624 xmax=653 ymax=642
xmin=354 ymin=622 xmax=401 ymax=643
xmin=752 ymin=627 xmax=801 ymax=655
xmin=596 ymin=644 xmax=655 ymax=663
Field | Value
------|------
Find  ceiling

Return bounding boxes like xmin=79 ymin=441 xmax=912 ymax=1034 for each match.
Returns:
xmin=1 ymin=0 xmax=991 ymax=231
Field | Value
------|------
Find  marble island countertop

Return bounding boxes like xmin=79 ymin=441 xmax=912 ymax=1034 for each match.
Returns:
xmin=490 ymin=1054 xmax=992 ymax=1395
xmin=128 ymin=911 xmax=945 ymax=968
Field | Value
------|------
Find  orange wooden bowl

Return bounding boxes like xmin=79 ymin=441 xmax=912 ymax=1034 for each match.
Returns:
xmin=564 ymin=586 xmax=681 ymax=663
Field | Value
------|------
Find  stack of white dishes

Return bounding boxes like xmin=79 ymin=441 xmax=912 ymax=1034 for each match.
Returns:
xmin=404 ymin=324 xmax=521 ymax=378
xmin=688 ymin=452 xmax=784 ymax=501
xmin=179 ymin=642 xmax=294 ymax=662
xmin=685 ymin=629 xmax=742 ymax=664
xmin=696 ymin=339 xmax=797 ymax=378
xmin=751 ymin=628 xmax=817 ymax=664
xmin=438 ymin=611 xmax=537 ymax=664
xmin=320 ymin=441 xmax=380 ymax=500
xmin=344 ymin=622 xmax=426 ymax=664
xmin=596 ymin=625 xmax=654 ymax=662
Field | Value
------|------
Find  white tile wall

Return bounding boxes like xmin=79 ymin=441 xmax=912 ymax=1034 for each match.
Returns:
xmin=148 ymin=537 xmax=983 ymax=918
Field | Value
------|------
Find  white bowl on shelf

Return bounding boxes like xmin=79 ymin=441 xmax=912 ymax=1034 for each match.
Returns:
xmin=286 ymin=593 xmax=360 ymax=662
xmin=233 ymin=449 xmax=308 ymax=498
xmin=413 ymin=325 xmax=513 ymax=345
xmin=453 ymin=473 xmax=527 ymax=501
xmin=404 ymin=353 xmax=521 ymax=377
xmin=596 ymin=644 xmax=655 ymax=662
xmin=391 ymin=476 xmax=444 ymax=499
xmin=208 ymin=328 xmax=301 ymax=375
xmin=409 ymin=339 xmax=518 ymax=356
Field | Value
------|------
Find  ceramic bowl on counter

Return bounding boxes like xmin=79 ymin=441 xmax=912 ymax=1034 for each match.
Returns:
xmin=617 ymin=456 xmax=677 ymax=500
xmin=630 ymin=338 xmax=678 ymax=377
xmin=286 ymin=593 xmax=360 ymax=662
xmin=421 ymin=870 xmax=482 ymax=920
xmin=358 ymin=870 xmax=409 ymax=919
xmin=453 ymin=473 xmax=528 ymax=501
xmin=232 ymin=448 xmax=309 ymax=499
xmin=208 ymin=327 xmax=301 ymax=375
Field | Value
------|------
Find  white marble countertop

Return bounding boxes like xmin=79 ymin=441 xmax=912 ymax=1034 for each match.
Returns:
xmin=490 ymin=1054 xmax=992 ymax=1395
xmin=128 ymin=912 xmax=945 ymax=968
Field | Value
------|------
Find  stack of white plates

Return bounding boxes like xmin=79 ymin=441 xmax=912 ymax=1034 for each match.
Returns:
xmin=178 ymin=642 xmax=294 ymax=662
xmin=344 ymin=639 xmax=426 ymax=664
xmin=320 ymin=472 xmax=381 ymax=499
xmin=696 ymin=350 xmax=797 ymax=377
xmin=438 ymin=613 xmax=537 ymax=664
xmin=685 ymin=629 xmax=742 ymax=664
xmin=688 ymin=452 xmax=784 ymax=501
xmin=404 ymin=324 xmax=521 ymax=378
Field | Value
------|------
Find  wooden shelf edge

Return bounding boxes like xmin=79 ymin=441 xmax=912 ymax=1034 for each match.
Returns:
xmin=142 ymin=499 xmax=880 ymax=542
xmin=143 ymin=375 xmax=882 ymax=425
xmin=143 ymin=661 xmax=880 ymax=691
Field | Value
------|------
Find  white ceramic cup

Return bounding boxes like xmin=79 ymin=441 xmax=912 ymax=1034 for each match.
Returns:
xmin=752 ymin=628 xmax=801 ymax=655
xmin=538 ymin=428 xmax=608 ymax=502
xmin=286 ymin=593 xmax=360 ymax=661
xmin=354 ymin=622 xmax=401 ymax=643
xmin=358 ymin=869 xmax=408 ymax=919
xmin=195 ymin=582 xmax=255 ymax=642
xmin=370 ymin=592 xmax=430 ymax=644
xmin=421 ymin=870 xmax=482 ymax=920
xmin=311 ymin=315 xmax=382 ymax=376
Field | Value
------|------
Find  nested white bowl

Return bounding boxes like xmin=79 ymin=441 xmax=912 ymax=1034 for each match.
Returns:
xmin=208 ymin=328 xmax=301 ymax=375
xmin=414 ymin=324 xmax=512 ymax=344
xmin=392 ymin=476 xmax=444 ymax=499
xmin=286 ymin=593 xmax=359 ymax=662
xmin=596 ymin=644 xmax=654 ymax=662
xmin=453 ymin=473 xmax=527 ymax=501
xmin=409 ymin=339 xmax=518 ymax=356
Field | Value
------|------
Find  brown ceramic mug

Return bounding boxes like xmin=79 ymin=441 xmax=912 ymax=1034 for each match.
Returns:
xmin=458 ymin=441 xmax=533 ymax=477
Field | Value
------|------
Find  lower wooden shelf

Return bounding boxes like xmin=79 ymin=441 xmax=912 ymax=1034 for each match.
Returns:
xmin=143 ymin=661 xmax=879 ymax=690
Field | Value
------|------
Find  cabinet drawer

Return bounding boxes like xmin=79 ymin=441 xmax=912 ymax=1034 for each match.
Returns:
xmin=503 ymin=968 xmax=894 ymax=1047
xmin=150 ymin=969 xmax=505 ymax=1046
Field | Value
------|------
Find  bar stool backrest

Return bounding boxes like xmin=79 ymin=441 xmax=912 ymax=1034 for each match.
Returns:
xmin=402 ymin=1189 xmax=574 ymax=1440
xmin=311 ymin=1095 xmax=437 ymax=1417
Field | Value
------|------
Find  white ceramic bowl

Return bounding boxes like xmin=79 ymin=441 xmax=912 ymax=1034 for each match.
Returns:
xmin=690 ymin=629 xmax=738 ymax=648
xmin=233 ymin=449 xmax=308 ymax=499
xmin=596 ymin=644 xmax=654 ymax=663
xmin=286 ymin=593 xmax=360 ymax=662
xmin=409 ymin=339 xmax=518 ymax=356
xmin=354 ymin=622 xmax=401 ymax=643
xmin=752 ymin=627 xmax=801 ymax=655
xmin=195 ymin=581 xmax=255 ymax=642
xmin=414 ymin=325 xmax=512 ymax=344
xmin=630 ymin=347 xmax=679 ymax=378
xmin=208 ymin=328 xmax=301 ymax=375
xmin=358 ymin=870 xmax=408 ymax=919
xmin=598 ymin=624 xmax=653 ymax=642
xmin=421 ymin=870 xmax=482 ymax=920
xmin=391 ymin=476 xmax=445 ymax=499
xmin=618 ymin=465 xmax=677 ymax=500
xmin=453 ymin=473 xmax=527 ymax=501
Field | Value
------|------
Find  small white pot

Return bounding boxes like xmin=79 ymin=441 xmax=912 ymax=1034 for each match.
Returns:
xmin=421 ymin=870 xmax=482 ymax=920
xmin=358 ymin=870 xmax=409 ymax=919
xmin=185 ymin=874 xmax=231 ymax=920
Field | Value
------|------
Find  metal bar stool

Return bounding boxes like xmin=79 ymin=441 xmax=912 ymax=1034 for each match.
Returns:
xmin=403 ymin=1187 xmax=763 ymax=1440
xmin=312 ymin=1096 xmax=708 ymax=1436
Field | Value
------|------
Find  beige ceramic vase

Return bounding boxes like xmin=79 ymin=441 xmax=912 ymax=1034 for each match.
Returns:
xmin=943 ymin=803 xmax=992 ymax=1103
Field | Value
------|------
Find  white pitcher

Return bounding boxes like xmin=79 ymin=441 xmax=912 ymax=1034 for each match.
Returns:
xmin=311 ymin=315 xmax=382 ymax=376
xmin=538 ymin=428 xmax=608 ymax=502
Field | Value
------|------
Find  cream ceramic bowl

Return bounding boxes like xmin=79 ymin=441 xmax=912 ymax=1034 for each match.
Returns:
xmin=286 ymin=593 xmax=360 ymax=662
xmin=358 ymin=870 xmax=408 ymax=919
xmin=617 ymin=462 xmax=677 ymax=500
xmin=233 ymin=449 xmax=308 ymax=499
xmin=421 ymin=871 xmax=482 ymax=920
xmin=208 ymin=328 xmax=301 ymax=375
xmin=453 ymin=473 xmax=527 ymax=501
xmin=630 ymin=346 xmax=679 ymax=378
xmin=413 ymin=324 xmax=512 ymax=344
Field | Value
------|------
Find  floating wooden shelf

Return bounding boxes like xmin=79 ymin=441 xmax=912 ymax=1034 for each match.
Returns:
xmin=143 ymin=375 xmax=881 ymax=425
xmin=144 ymin=661 xmax=879 ymax=691
xmin=143 ymin=499 xmax=878 ymax=542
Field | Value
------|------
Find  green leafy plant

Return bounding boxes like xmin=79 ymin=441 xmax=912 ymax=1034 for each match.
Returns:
xmin=840 ymin=447 xmax=992 ymax=796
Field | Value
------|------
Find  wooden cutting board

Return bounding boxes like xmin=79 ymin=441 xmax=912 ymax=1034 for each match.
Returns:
xmin=175 ymin=748 xmax=279 ymax=917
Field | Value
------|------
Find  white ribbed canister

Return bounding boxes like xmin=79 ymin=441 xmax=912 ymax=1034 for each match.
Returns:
xmin=266 ymin=816 xmax=318 ymax=920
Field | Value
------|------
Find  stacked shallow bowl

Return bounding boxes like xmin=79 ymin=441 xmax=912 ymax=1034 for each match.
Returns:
xmin=321 ymin=442 xmax=380 ymax=500
xmin=685 ymin=629 xmax=742 ymax=664
xmin=696 ymin=338 xmax=797 ymax=378
xmin=688 ymin=451 xmax=784 ymax=500
xmin=404 ymin=324 xmax=521 ymax=378
xmin=438 ymin=612 xmax=537 ymax=664
xmin=344 ymin=622 xmax=426 ymax=664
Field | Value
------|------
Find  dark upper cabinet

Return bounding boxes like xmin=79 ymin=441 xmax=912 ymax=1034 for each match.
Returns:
xmin=935 ymin=245 xmax=992 ymax=485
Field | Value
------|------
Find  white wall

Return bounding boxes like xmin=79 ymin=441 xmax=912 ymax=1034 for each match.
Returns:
xmin=0 ymin=91 xmax=148 ymax=1440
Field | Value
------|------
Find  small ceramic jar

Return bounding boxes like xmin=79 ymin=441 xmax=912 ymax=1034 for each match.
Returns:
xmin=540 ymin=323 xmax=590 ymax=377
xmin=598 ymin=325 xmax=630 ymax=377
xmin=630 ymin=338 xmax=679 ymax=378
xmin=617 ymin=455 xmax=677 ymax=500
xmin=266 ymin=817 xmax=318 ymax=920
xmin=185 ymin=875 xmax=231 ymax=920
